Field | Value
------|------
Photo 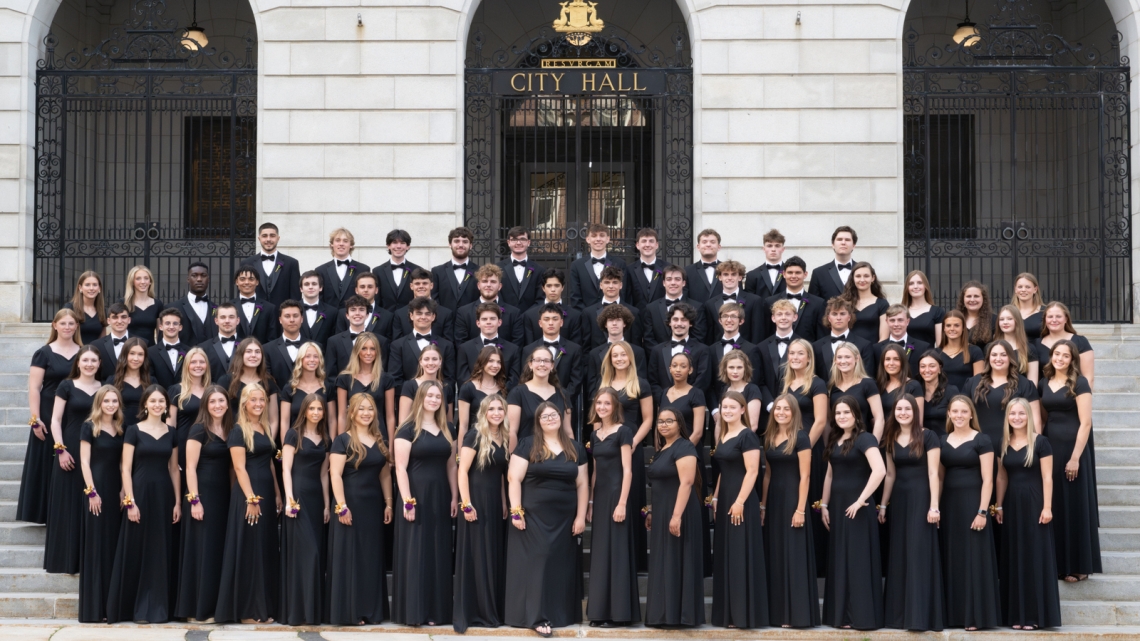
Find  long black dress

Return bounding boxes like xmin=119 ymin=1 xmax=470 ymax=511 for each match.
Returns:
xmin=1000 ymin=435 xmax=1062 ymax=628
xmin=19 ymin=346 xmax=74 ymax=524
xmin=336 ymin=373 xmax=395 ymax=438
xmin=851 ymin=298 xmax=889 ymax=345
xmin=174 ymin=424 xmax=232 ymax=621
xmin=788 ymin=377 xmax=829 ymax=578
xmin=507 ymin=384 xmax=567 ymax=442
xmin=459 ymin=381 xmax=505 ymax=431
xmin=1040 ymin=376 xmax=1101 ymax=577
xmin=937 ymin=346 xmax=984 ymax=391
xmin=940 ymin=432 xmax=1000 ymax=629
xmin=453 ymin=428 xmax=509 ymax=632
xmin=829 ymin=377 xmax=880 ymax=430
xmin=1022 ymin=309 xmax=1044 ymax=340
xmin=645 ymin=439 xmax=704 ymax=627
xmin=44 ymin=378 xmax=94 ymax=574
xmin=962 ymin=375 xmax=1039 ymax=485
xmin=880 ymin=379 xmax=924 ymax=418
xmin=214 ymin=427 xmax=279 ymax=623
xmin=1034 ymin=334 xmax=1093 ymax=370
xmin=822 ymin=432 xmax=884 ymax=630
xmin=615 ymin=380 xmax=651 ymax=572
xmin=392 ymin=423 xmax=455 ymax=625
xmin=63 ymin=303 xmax=105 ymax=345
xmin=167 ymin=385 xmax=202 ymax=473
xmin=658 ymin=386 xmax=705 ymax=438
xmin=280 ymin=429 xmax=328 ymax=625
xmin=327 ymin=433 xmax=389 ymax=625
xmin=711 ymin=428 xmax=768 ymax=628
xmin=505 ymin=436 xmax=588 ymax=629
xmin=908 ymin=306 xmax=945 ymax=347
xmin=883 ymin=429 xmax=943 ymax=631
xmin=105 ymin=424 xmax=176 ymax=623
xmin=129 ymin=300 xmax=163 ymax=346
xmin=110 ymin=376 xmax=152 ymax=425
xmin=922 ymin=384 xmax=959 ymax=435
xmin=278 ymin=383 xmax=327 ymax=433
xmin=587 ymin=424 xmax=640 ymax=624
xmin=763 ymin=431 xmax=819 ymax=628
xmin=77 ymin=421 xmax=123 ymax=622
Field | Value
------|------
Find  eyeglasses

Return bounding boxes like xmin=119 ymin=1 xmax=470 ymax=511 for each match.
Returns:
xmin=531 ymin=358 xmax=553 ymax=365
xmin=539 ymin=414 xmax=561 ymax=421
xmin=656 ymin=418 xmax=676 ymax=426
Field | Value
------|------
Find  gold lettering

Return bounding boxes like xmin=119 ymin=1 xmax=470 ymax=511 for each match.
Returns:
xmin=551 ymin=73 xmax=564 ymax=92
xmin=536 ymin=73 xmax=545 ymax=91
xmin=633 ymin=72 xmax=646 ymax=91
xmin=527 ymin=73 xmax=533 ymax=92
xmin=598 ymin=73 xmax=615 ymax=91
xmin=582 ymin=73 xmax=595 ymax=91
xmin=511 ymin=73 xmax=526 ymax=92
xmin=617 ymin=73 xmax=629 ymax=92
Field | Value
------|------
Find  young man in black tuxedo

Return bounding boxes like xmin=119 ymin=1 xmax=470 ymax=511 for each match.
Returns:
xmin=808 ymin=225 xmax=858 ymax=302
xmin=624 ymin=227 xmax=671 ymax=311
xmin=745 ymin=228 xmax=789 ymax=300
xmin=387 ymin=296 xmax=455 ymax=388
xmin=585 ymin=303 xmax=648 ymax=401
xmin=201 ymin=303 xmax=240 ymax=382
xmin=315 ymin=227 xmax=370 ymax=307
xmin=522 ymin=268 xmax=584 ymax=346
xmin=265 ymin=300 xmax=314 ymax=389
xmin=334 ymin=272 xmax=395 ymax=340
xmin=147 ymin=308 xmax=187 ymax=388
xmin=298 ymin=270 xmax=337 ymax=349
xmin=708 ymin=302 xmax=761 ymax=386
xmin=684 ymin=228 xmax=724 ymax=305
xmin=325 ymin=296 xmax=390 ymax=389
xmin=497 ymin=226 xmax=544 ymax=311
xmin=812 ymin=297 xmax=875 ymax=381
xmin=756 ymin=299 xmax=804 ymax=400
xmin=701 ymin=260 xmax=764 ymax=345
xmin=431 ymin=226 xmax=480 ymax=314
xmin=393 ymin=268 xmax=454 ymax=342
xmin=647 ymin=302 xmax=712 ymax=398
xmin=581 ymin=265 xmax=642 ymax=353
xmin=762 ymin=256 xmax=825 ymax=342
xmin=92 ymin=303 xmax=132 ymax=380
xmin=872 ymin=304 xmax=931 ymax=377
xmin=568 ymin=222 xmax=627 ymax=310
xmin=642 ymin=264 xmax=706 ymax=350
xmin=455 ymin=264 xmax=523 ymax=346
xmin=232 ymin=266 xmax=279 ymax=345
xmin=457 ymin=302 xmax=521 ymax=387
xmin=372 ymin=229 xmax=421 ymax=312
xmin=171 ymin=262 xmax=218 ymax=347
xmin=524 ymin=302 xmax=583 ymax=406
xmin=240 ymin=222 xmax=301 ymax=306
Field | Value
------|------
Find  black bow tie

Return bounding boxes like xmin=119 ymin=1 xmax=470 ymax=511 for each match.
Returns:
xmin=776 ymin=336 xmax=792 ymax=345
xmin=482 ymin=338 xmax=499 ymax=346
xmin=837 ymin=261 xmax=854 ymax=271
xmin=591 ymin=257 xmax=606 ymax=265
xmin=194 ymin=294 xmax=209 ymax=303
xmin=389 ymin=262 xmax=405 ymax=270
xmin=165 ymin=343 xmax=185 ymax=352
xmin=768 ymin=263 xmax=783 ymax=271
xmin=302 ymin=303 xmax=319 ymax=311
xmin=787 ymin=292 xmax=803 ymax=301
xmin=112 ymin=336 xmax=127 ymax=346
xmin=336 ymin=259 xmax=351 ymax=267
xmin=702 ymin=261 xmax=718 ymax=269
xmin=219 ymin=335 xmax=237 ymax=344
xmin=283 ymin=339 xmax=302 ymax=348
xmin=670 ymin=339 xmax=687 ymax=348
xmin=512 ymin=260 xmax=527 ymax=267
xmin=601 ymin=301 xmax=615 ymax=307
xmin=260 ymin=254 xmax=275 ymax=261
xmin=240 ymin=297 xmax=256 ymax=304
xmin=831 ymin=334 xmax=848 ymax=343
xmin=414 ymin=333 xmax=432 ymax=341
xmin=453 ymin=263 xmax=468 ymax=270
xmin=722 ymin=293 xmax=737 ymax=302
xmin=890 ymin=339 xmax=906 ymax=346
xmin=642 ymin=262 xmax=656 ymax=270
xmin=544 ymin=340 xmax=560 ymax=348
xmin=719 ymin=338 xmax=738 ymax=346
xmin=349 ymin=332 xmax=360 ymax=339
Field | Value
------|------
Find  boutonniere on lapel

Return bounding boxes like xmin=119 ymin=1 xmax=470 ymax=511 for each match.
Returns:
xmin=253 ymin=304 xmax=263 ymax=318
xmin=211 ymin=304 xmax=218 ymax=318
xmin=462 ymin=271 xmax=472 ymax=283
xmin=652 ymin=268 xmax=664 ymax=282
xmin=347 ymin=265 xmax=356 ymax=280
xmin=176 ymin=350 xmax=186 ymax=367
xmin=313 ymin=311 xmax=326 ymax=326
xmin=524 ymin=265 xmax=535 ymax=279
xmin=797 ymin=298 xmax=808 ymax=312
xmin=774 ymin=270 xmax=784 ymax=285
xmin=273 ymin=261 xmax=283 ymax=274
xmin=904 ymin=343 xmax=915 ymax=355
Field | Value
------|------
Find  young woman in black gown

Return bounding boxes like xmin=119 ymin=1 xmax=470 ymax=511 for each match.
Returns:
xmin=77 ymin=385 xmax=124 ymax=622
xmin=1012 ymin=272 xmax=1045 ymax=340
xmin=505 ymin=400 xmax=589 ymax=636
xmin=124 ymin=265 xmax=163 ymax=346
xmin=828 ymin=342 xmax=884 ymax=439
xmin=710 ymin=391 xmax=768 ymax=628
xmin=393 ymin=380 xmax=457 ymax=626
xmin=1040 ymin=339 xmax=1101 ymax=582
xmin=644 ymin=408 xmax=704 ymax=628
xmin=168 ymin=347 xmax=209 ymax=475
xmin=63 ymin=270 xmax=108 ymax=345
xmin=45 ymin=345 xmax=102 ymax=574
xmin=397 ymin=343 xmax=453 ymax=425
xmin=995 ymin=398 xmax=1061 ymax=629
xmin=174 ymin=385 xmax=232 ymax=622
xmin=19 ymin=309 xmax=81 ymax=524
xmin=281 ymin=342 xmax=331 ymax=436
xmin=877 ymin=343 xmax=924 ymax=423
xmin=1037 ymin=301 xmax=1096 ymax=388
xmin=936 ymin=311 xmax=984 ymax=390
xmin=454 ymin=393 xmax=509 ymax=632
xmin=918 ymin=351 xmax=958 ymax=434
xmin=878 ymin=394 xmax=943 ymax=631
xmin=108 ymin=338 xmax=154 ymax=420
xmin=997 ymin=305 xmax=1040 ymax=384
xmin=840 ymin=262 xmax=889 ymax=344
xmin=781 ymin=339 xmax=829 ymax=578
xmin=280 ymin=392 xmax=330 ymax=625
xmin=219 ymin=338 xmax=280 ymax=440
xmin=902 ymin=270 xmax=944 ymax=347
xmin=215 ymin=384 xmax=282 ymax=623
xmin=327 ymin=393 xmax=394 ymax=625
xmin=820 ymin=396 xmax=886 ymax=630
xmin=586 ymin=388 xmax=639 ymax=627
xmin=458 ymin=346 xmax=507 ymax=444
xmin=940 ymin=395 xmax=1001 ymax=630
xmin=659 ymin=352 xmax=707 ymax=444
xmin=106 ymin=385 xmax=181 ymax=623
xmin=761 ymin=394 xmax=818 ymax=628
xmin=335 ymin=333 xmax=393 ymax=440
xmin=715 ymin=349 xmax=761 ymax=432
xmin=507 ymin=345 xmax=571 ymax=450
xmin=958 ymin=281 xmax=997 ymax=350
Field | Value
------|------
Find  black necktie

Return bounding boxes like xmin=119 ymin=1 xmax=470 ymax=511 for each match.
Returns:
xmin=483 ymin=338 xmax=499 ymax=346
xmin=414 ymin=333 xmax=431 ymax=341
xmin=219 ymin=335 xmax=237 ymax=344
xmin=194 ymin=294 xmax=209 ymax=303
xmin=336 ymin=259 xmax=351 ymax=267
xmin=776 ymin=337 xmax=792 ymax=345
xmin=283 ymin=339 xmax=302 ymax=348
xmin=591 ymin=257 xmax=606 ymax=265
xmin=512 ymin=260 xmax=526 ymax=267
xmin=453 ymin=263 xmax=467 ymax=270
xmin=787 ymin=293 xmax=803 ymax=301
xmin=260 ymin=254 xmax=275 ymax=261
xmin=302 ymin=303 xmax=319 ymax=311
xmin=831 ymin=335 xmax=847 ymax=343
xmin=240 ymin=297 xmax=256 ymax=304
xmin=837 ymin=261 xmax=854 ymax=271
xmin=112 ymin=336 xmax=127 ymax=346
xmin=722 ymin=293 xmax=737 ymax=302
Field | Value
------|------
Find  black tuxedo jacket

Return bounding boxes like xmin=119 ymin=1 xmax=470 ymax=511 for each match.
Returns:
xmin=808 ymin=262 xmax=847 ymax=302
xmin=431 ymin=261 xmax=481 ymax=313
xmin=324 ymin=330 xmax=391 ymax=388
xmin=812 ymin=333 xmax=875 ymax=381
xmin=524 ymin=337 xmax=584 ymax=399
xmin=147 ymin=343 xmax=185 ymax=389
xmin=624 ymin=258 xmax=671 ymax=310
xmin=372 ymin=260 xmax=421 ymax=312
xmin=762 ymin=292 xmax=827 ymax=343
xmin=299 ymin=301 xmax=339 ymax=350
xmin=170 ymin=296 xmax=218 ymax=347
xmin=647 ymin=338 xmax=713 ymax=398
xmin=745 ymin=264 xmax=789 ymax=300
xmin=393 ymin=305 xmax=455 ymax=344
xmin=873 ymin=337 xmax=932 ymax=378
xmin=335 ymin=304 xmax=395 ymax=341
xmin=233 ymin=297 xmax=280 ymax=345
xmin=200 ymin=335 xmax=238 ymax=382
xmin=240 ymin=252 xmax=301 ymax=306
xmin=457 ymin=337 xmax=521 ymax=388
xmin=701 ymin=292 xmax=764 ymax=345
xmin=90 ymin=335 xmax=123 ymax=381
xmin=756 ymin=333 xmax=804 ymax=402
xmin=522 ymin=302 xmax=585 ymax=347
xmin=585 ymin=341 xmax=648 ymax=401
xmin=683 ymin=261 xmax=723 ymax=305
xmin=496 ymin=257 xmax=545 ymax=311
xmin=581 ymin=301 xmax=642 ymax=354
xmin=567 ymin=254 xmax=627 ymax=310
xmin=386 ymin=332 xmax=456 ymax=388
xmin=455 ymin=300 xmax=523 ymax=346
xmin=315 ymin=259 xmax=370 ymax=307
xmin=641 ymin=296 xmax=707 ymax=350
xmin=264 ymin=335 xmax=320 ymax=390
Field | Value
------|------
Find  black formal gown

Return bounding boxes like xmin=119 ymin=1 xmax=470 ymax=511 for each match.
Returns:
xmin=940 ymin=432 xmax=1000 ymax=629
xmin=217 ymin=376 xmax=279 ymax=419
xmin=167 ymin=385 xmax=202 ymax=474
xmin=937 ymin=346 xmax=984 ymax=391
xmin=662 ymin=384 xmax=712 ymax=574
xmin=851 ymin=298 xmax=889 ymax=344
xmin=763 ymin=431 xmax=819 ymax=628
xmin=280 ymin=429 xmax=329 ymax=625
xmin=279 ymin=383 xmax=327 ymax=432
xmin=907 ymin=306 xmax=945 ymax=347
xmin=880 ymin=379 xmax=923 ymax=419
xmin=999 ymin=435 xmax=1062 ymax=628
xmin=507 ymin=384 xmax=567 ymax=442
xmin=44 ymin=379 xmax=94 ymax=574
xmin=822 ymin=432 xmax=884 ymax=630
xmin=326 ymin=433 xmax=390 ymax=625
xmin=645 ymin=439 xmax=704 ymax=627
xmin=883 ymin=430 xmax=943 ymax=630
xmin=110 ymin=377 xmax=150 ymax=425
xmin=615 ymin=380 xmax=652 ymax=572
xmin=658 ymin=386 xmax=705 ymax=437
xmin=105 ymin=424 xmax=176 ymax=623
xmin=505 ymin=436 xmax=588 ymax=629
xmin=922 ymin=384 xmax=959 ymax=434
xmin=63 ymin=305 xmax=105 ymax=345
xmin=214 ymin=427 xmax=279 ymax=623
xmin=1034 ymin=334 xmax=1093 ymax=370
xmin=19 ymin=346 xmax=74 ymax=524
xmin=1040 ymin=376 xmax=1101 ymax=576
xmin=129 ymin=300 xmax=163 ymax=346
xmin=459 ymin=381 xmax=505 ymax=431
xmin=1022 ymin=309 xmax=1044 ymax=340
xmin=77 ymin=421 xmax=123 ymax=622
xmin=392 ymin=423 xmax=455 ymax=625
xmin=711 ymin=428 xmax=768 ymax=628
xmin=587 ymin=425 xmax=640 ymax=624
xmin=962 ymin=375 xmax=1039 ymax=487
xmin=829 ymin=377 xmax=880 ymax=431
xmin=453 ymin=428 xmax=509 ymax=632
xmin=789 ymin=377 xmax=829 ymax=578
xmin=174 ymin=424 xmax=232 ymax=621
xmin=336 ymin=373 xmax=395 ymax=438
xmin=400 ymin=378 xmax=456 ymax=412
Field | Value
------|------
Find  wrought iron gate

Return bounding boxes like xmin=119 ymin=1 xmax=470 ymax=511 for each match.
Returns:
xmin=903 ymin=2 xmax=1131 ymax=323
xmin=464 ymin=30 xmax=693 ymax=267
xmin=33 ymin=3 xmax=256 ymax=322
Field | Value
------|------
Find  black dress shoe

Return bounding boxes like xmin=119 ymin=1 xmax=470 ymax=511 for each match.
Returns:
xmin=589 ymin=621 xmax=602 ymax=627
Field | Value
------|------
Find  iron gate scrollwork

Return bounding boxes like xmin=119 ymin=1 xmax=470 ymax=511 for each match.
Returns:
xmin=34 ymin=0 xmax=257 ymax=322
xmin=904 ymin=0 xmax=1131 ymax=323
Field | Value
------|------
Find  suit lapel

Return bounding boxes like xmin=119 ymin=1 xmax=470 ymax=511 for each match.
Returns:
xmin=456 ymin=266 xmax=476 ymax=298
xmin=767 ymin=341 xmax=782 ymax=379
xmin=181 ymin=299 xmax=206 ymax=336
xmin=829 ymin=263 xmax=844 ymax=292
xmin=212 ymin=340 xmax=231 ymax=370
xmin=264 ymin=259 xmax=282 ymax=294
xmin=277 ymin=342 xmax=295 ymax=371
xmin=337 ymin=262 xmax=359 ymax=301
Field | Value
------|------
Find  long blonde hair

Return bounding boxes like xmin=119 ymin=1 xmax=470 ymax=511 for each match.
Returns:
xmin=177 ymin=347 xmax=211 ymax=409
xmin=123 ymin=265 xmax=156 ymax=311
xmin=48 ymin=308 xmax=84 ymax=346
xmin=716 ymin=390 xmax=752 ymax=442
xmin=764 ymin=393 xmax=803 ymax=456
xmin=343 ymin=332 xmax=381 ymax=391
xmin=345 ymin=393 xmax=388 ymax=468
xmin=996 ymin=304 xmax=1030 ymax=375
xmin=413 ymin=343 xmax=444 ymax=380
xmin=235 ymin=384 xmax=270 ymax=451
xmin=946 ymin=395 xmax=982 ymax=435
xmin=599 ymin=341 xmax=641 ymax=398
xmin=1001 ymin=397 xmax=1039 ymax=467
xmin=403 ymin=380 xmax=453 ymax=445
xmin=781 ymin=338 xmax=816 ymax=396
xmin=289 ymin=341 xmax=327 ymax=392
xmin=87 ymin=385 xmax=124 ymax=437
xmin=828 ymin=342 xmax=869 ymax=391
xmin=472 ymin=394 xmax=508 ymax=470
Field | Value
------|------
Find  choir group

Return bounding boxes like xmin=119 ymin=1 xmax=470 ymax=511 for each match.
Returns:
xmin=20 ymin=222 xmax=1102 ymax=633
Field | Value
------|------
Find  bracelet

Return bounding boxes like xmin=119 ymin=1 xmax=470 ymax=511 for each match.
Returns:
xmin=459 ymin=500 xmax=474 ymax=514
xmin=334 ymin=502 xmax=349 ymax=517
xmin=510 ymin=506 xmax=525 ymax=520
xmin=403 ymin=497 xmax=417 ymax=511
xmin=82 ymin=486 xmax=97 ymax=498
xmin=287 ymin=498 xmax=301 ymax=516
xmin=794 ymin=510 xmax=806 ymax=516
xmin=53 ymin=442 xmax=67 ymax=453
xmin=640 ymin=506 xmax=651 ymax=518
xmin=245 ymin=494 xmax=263 ymax=506
xmin=185 ymin=493 xmax=200 ymax=506
xmin=877 ymin=504 xmax=888 ymax=510
xmin=121 ymin=495 xmax=134 ymax=507
xmin=929 ymin=508 xmax=940 ymax=514
xmin=588 ymin=500 xmax=593 ymax=504
xmin=759 ymin=504 xmax=766 ymax=511
xmin=978 ymin=509 xmax=988 ymax=516
xmin=384 ymin=497 xmax=393 ymax=506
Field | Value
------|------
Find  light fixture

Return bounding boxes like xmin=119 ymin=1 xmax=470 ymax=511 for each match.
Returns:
xmin=952 ymin=0 xmax=979 ymax=45
xmin=183 ymin=0 xmax=208 ymax=50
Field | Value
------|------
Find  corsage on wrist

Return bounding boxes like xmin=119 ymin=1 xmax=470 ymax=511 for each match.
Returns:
xmin=287 ymin=498 xmax=301 ymax=516
xmin=53 ymin=442 xmax=67 ymax=454
xmin=640 ymin=506 xmax=651 ymax=518
xmin=82 ymin=486 xmax=97 ymax=498
xmin=245 ymin=494 xmax=263 ymax=506
xmin=334 ymin=502 xmax=349 ymax=517
xmin=121 ymin=495 xmax=134 ymax=507
xmin=510 ymin=506 xmax=525 ymax=521
xmin=403 ymin=497 xmax=417 ymax=511
xmin=185 ymin=492 xmax=200 ymax=506
xmin=459 ymin=500 xmax=474 ymax=514
xmin=704 ymin=495 xmax=714 ymax=507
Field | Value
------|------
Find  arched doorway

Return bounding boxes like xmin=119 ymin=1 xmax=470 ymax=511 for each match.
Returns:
xmin=903 ymin=0 xmax=1131 ymax=322
xmin=32 ymin=0 xmax=258 ymax=321
xmin=463 ymin=0 xmax=693 ymax=267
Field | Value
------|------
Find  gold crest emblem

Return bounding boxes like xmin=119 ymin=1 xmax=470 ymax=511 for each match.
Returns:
xmin=553 ymin=0 xmax=605 ymax=45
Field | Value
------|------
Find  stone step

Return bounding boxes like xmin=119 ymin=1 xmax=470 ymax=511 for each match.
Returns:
xmin=1098 ymin=486 xmax=1140 ymax=506
xmin=1094 ymin=376 xmax=1140 ymax=394
xmin=1061 ymin=600 xmax=1140 ymax=625
xmin=0 ymin=502 xmax=19 ymax=522
xmin=1095 ymin=448 xmax=1140 ymax=467
xmin=0 ymin=546 xmax=44 ymax=569
xmin=0 ymin=426 xmax=32 ymax=444
xmin=0 ymin=463 xmax=28 ymax=482
xmin=1101 ymin=507 xmax=1140 ymax=529
xmin=1096 ymin=429 xmax=1140 ymax=448
xmin=1104 ymin=551 xmax=1140 ymax=575
xmin=0 ymin=592 xmax=75 ymax=619
xmin=1096 ymin=467 xmax=1140 ymax=485
xmin=1058 ymin=575 xmax=1140 ymax=601
xmin=0 ymin=482 xmax=21 ymax=502
xmin=0 ymin=569 xmax=76 ymax=593
xmin=0 ymin=524 xmax=44 ymax=546
xmin=1092 ymin=412 xmax=1140 ymax=429
xmin=1098 ymin=528 xmax=1140 ymax=552
xmin=0 ymin=375 xmax=31 ymax=392
xmin=1091 ymin=394 xmax=1140 ymax=411
xmin=1092 ymin=361 xmax=1140 ymax=376
xmin=1085 ymin=343 xmax=1140 ymax=359
xmin=0 ymin=443 xmax=27 ymax=464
